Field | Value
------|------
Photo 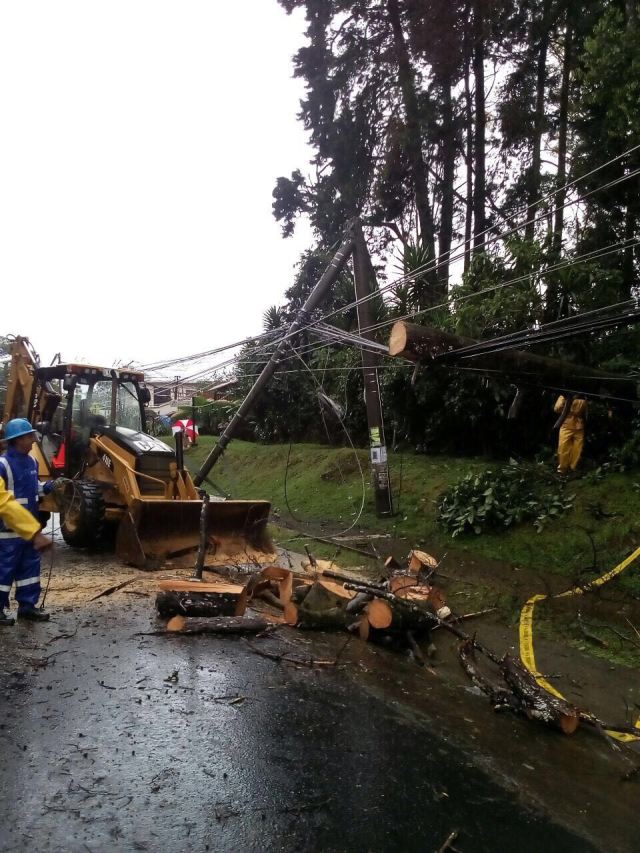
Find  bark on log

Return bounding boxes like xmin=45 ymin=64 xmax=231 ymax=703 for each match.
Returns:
xmin=165 ymin=615 xmax=269 ymax=635
xmin=255 ymin=590 xmax=285 ymax=610
xmin=346 ymin=592 xmax=373 ymax=614
xmin=459 ymin=640 xmax=517 ymax=709
xmin=155 ymin=587 xmax=247 ymax=618
xmin=367 ymin=597 xmax=433 ymax=634
xmin=388 ymin=321 xmax=638 ymax=400
xmin=290 ymin=583 xmax=313 ymax=605
xmin=500 ymin=654 xmax=580 ymax=734
xmin=459 ymin=642 xmax=581 ymax=734
xmin=284 ymin=602 xmax=354 ymax=630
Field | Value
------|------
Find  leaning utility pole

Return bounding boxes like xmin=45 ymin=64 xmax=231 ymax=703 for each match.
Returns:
xmin=352 ymin=224 xmax=393 ymax=517
xmin=194 ymin=219 xmax=358 ymax=487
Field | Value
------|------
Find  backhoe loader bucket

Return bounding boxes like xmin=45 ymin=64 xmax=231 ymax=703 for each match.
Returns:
xmin=115 ymin=498 xmax=276 ymax=570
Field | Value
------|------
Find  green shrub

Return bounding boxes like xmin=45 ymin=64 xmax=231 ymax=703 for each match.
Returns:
xmin=437 ymin=462 xmax=574 ymax=537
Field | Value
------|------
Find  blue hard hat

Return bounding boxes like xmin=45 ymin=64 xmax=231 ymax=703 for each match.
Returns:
xmin=3 ymin=418 xmax=36 ymax=441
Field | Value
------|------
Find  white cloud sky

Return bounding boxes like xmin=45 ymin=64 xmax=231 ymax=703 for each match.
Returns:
xmin=0 ymin=1 xmax=312 ymax=368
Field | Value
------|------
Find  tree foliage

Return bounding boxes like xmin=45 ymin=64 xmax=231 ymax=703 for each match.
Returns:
xmin=234 ymin=0 xmax=640 ymax=460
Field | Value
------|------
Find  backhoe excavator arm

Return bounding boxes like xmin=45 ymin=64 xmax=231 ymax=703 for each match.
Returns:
xmin=2 ymin=336 xmax=39 ymax=425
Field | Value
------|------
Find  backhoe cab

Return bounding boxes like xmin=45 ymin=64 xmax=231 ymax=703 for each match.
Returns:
xmin=2 ymin=336 xmax=274 ymax=569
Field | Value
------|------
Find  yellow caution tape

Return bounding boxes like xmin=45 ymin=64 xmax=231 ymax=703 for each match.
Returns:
xmin=519 ymin=546 xmax=640 ymax=742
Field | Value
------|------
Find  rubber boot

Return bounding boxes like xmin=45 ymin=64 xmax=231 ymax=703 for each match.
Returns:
xmin=17 ymin=606 xmax=50 ymax=622
xmin=0 ymin=610 xmax=16 ymax=626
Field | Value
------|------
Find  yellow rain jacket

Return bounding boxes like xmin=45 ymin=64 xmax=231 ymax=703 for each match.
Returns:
xmin=554 ymin=395 xmax=587 ymax=474
xmin=0 ymin=479 xmax=40 ymax=541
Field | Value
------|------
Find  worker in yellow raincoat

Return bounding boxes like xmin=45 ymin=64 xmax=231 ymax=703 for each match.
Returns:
xmin=554 ymin=395 xmax=588 ymax=475
xmin=0 ymin=479 xmax=52 ymax=626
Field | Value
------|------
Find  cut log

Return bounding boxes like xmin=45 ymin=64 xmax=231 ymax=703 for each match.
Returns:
xmin=345 ymin=582 xmax=502 ymax=665
xmin=317 ymin=579 xmax=355 ymax=600
xmin=346 ymin=591 xmax=373 ymax=614
xmin=284 ymin=602 xmax=354 ymax=630
xmin=164 ymin=615 xmax=269 ymax=635
xmin=366 ymin=597 xmax=433 ymax=634
xmin=357 ymin=612 xmax=407 ymax=647
xmin=300 ymin=580 xmax=354 ymax=612
xmin=408 ymin=549 xmax=438 ymax=573
xmin=158 ymin=579 xmax=245 ymax=594
xmin=166 ymin=615 xmax=186 ymax=631
xmin=155 ymin=584 xmax=247 ymax=618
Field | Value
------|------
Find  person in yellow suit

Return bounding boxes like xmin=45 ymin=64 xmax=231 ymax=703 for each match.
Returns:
xmin=553 ymin=394 xmax=588 ymax=476
xmin=0 ymin=479 xmax=52 ymax=626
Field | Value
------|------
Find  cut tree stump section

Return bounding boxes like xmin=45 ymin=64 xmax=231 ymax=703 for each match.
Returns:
xmin=284 ymin=580 xmax=356 ymax=630
xmin=155 ymin=581 xmax=247 ymax=618
xmin=165 ymin=615 xmax=269 ymax=635
xmin=284 ymin=603 xmax=354 ymax=631
xmin=408 ymin=549 xmax=438 ymax=573
xmin=366 ymin=597 xmax=434 ymax=634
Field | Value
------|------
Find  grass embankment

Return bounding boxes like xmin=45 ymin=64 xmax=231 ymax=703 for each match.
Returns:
xmin=185 ymin=437 xmax=640 ymax=588
xmin=184 ymin=437 xmax=640 ymax=667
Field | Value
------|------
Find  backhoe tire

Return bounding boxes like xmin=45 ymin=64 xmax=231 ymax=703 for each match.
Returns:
xmin=60 ymin=481 xmax=109 ymax=550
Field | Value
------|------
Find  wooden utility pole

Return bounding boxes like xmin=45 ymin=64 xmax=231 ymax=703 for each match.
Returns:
xmin=194 ymin=220 xmax=359 ymax=486
xmin=191 ymin=395 xmax=198 ymax=446
xmin=353 ymin=224 xmax=393 ymax=517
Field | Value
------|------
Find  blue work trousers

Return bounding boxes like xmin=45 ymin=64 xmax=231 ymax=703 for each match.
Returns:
xmin=0 ymin=539 xmax=41 ymax=610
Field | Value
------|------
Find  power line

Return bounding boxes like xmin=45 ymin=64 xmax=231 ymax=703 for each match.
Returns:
xmin=305 ymin=167 xmax=640 ymax=333
xmin=140 ymin=151 xmax=640 ymax=392
xmin=140 ymin=329 xmax=279 ymax=372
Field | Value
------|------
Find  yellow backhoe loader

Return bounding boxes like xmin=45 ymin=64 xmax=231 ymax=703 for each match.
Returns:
xmin=1 ymin=336 xmax=274 ymax=569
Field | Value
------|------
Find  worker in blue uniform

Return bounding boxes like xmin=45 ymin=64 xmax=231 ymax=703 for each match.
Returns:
xmin=0 ymin=418 xmax=55 ymax=622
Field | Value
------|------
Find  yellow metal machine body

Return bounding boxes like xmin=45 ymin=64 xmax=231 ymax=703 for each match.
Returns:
xmin=2 ymin=336 xmax=274 ymax=569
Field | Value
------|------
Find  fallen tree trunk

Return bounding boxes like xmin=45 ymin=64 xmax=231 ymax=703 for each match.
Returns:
xmin=165 ymin=615 xmax=269 ymax=635
xmin=458 ymin=641 xmax=581 ymax=734
xmin=389 ymin=321 xmax=638 ymax=400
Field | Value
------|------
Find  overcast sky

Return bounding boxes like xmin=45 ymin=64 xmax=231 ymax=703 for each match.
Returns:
xmin=0 ymin=1 xmax=312 ymax=369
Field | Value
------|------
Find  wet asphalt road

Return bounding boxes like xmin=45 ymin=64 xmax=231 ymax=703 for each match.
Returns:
xmin=0 ymin=588 xmax=601 ymax=853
